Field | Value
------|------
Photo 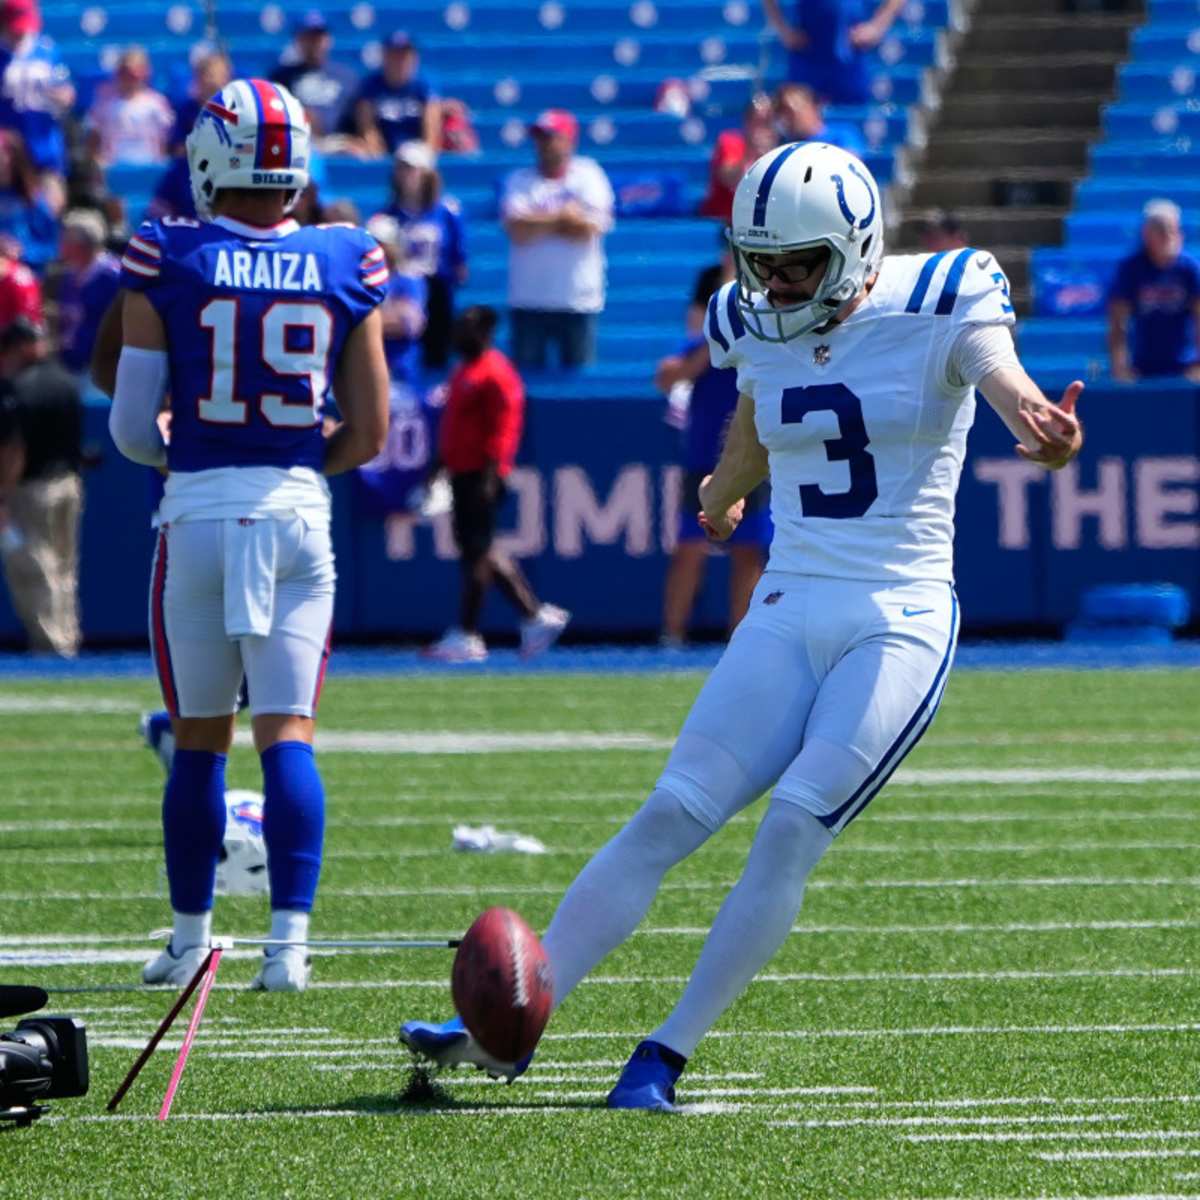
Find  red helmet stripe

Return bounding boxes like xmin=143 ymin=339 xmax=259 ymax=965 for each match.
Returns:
xmin=248 ymin=78 xmax=292 ymax=171
xmin=203 ymin=99 xmax=239 ymax=124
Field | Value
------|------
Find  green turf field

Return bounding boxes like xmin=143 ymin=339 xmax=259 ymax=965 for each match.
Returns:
xmin=1 ymin=667 xmax=1198 ymax=1199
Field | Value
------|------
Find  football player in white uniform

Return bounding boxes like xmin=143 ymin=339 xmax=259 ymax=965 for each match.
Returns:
xmin=401 ymin=142 xmax=1082 ymax=1106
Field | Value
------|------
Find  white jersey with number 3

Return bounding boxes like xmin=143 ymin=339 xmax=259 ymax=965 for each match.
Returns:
xmin=705 ymin=248 xmax=1016 ymax=583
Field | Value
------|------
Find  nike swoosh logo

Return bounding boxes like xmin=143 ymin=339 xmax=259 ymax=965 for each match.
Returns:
xmin=975 ymin=255 xmax=991 ymax=269
xmin=902 ymin=606 xmax=934 ymax=617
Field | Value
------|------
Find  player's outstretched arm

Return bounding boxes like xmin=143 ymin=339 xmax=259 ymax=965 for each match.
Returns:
xmin=698 ymin=392 xmax=768 ymax=541
xmin=323 ymin=308 xmax=390 ymax=476
xmin=978 ymin=365 xmax=1083 ymax=471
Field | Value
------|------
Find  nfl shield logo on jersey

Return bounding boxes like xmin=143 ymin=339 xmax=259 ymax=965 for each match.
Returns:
xmin=813 ymin=344 xmax=832 ymax=366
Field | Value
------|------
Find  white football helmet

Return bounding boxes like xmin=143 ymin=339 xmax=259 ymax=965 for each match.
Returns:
xmin=215 ymin=790 xmax=268 ymax=896
xmin=729 ymin=141 xmax=885 ymax=342
xmin=186 ymin=78 xmax=311 ymax=220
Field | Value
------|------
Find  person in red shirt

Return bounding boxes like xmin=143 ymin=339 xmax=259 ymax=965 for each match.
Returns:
xmin=0 ymin=239 xmax=42 ymax=331
xmin=698 ymin=94 xmax=778 ymax=222
xmin=425 ymin=305 xmax=570 ymax=663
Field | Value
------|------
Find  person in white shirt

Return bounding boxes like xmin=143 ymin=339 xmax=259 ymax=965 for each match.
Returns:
xmin=85 ymin=46 xmax=173 ymax=166
xmin=500 ymin=109 xmax=614 ymax=369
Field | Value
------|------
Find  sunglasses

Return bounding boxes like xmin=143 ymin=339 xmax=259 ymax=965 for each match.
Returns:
xmin=746 ymin=249 xmax=829 ymax=286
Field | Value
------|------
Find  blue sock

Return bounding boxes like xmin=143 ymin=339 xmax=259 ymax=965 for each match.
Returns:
xmin=261 ymin=741 xmax=326 ymax=913
xmin=162 ymin=749 xmax=227 ymax=913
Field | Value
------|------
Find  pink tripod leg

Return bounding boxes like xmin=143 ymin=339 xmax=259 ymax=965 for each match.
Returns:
xmin=157 ymin=946 xmax=224 ymax=1121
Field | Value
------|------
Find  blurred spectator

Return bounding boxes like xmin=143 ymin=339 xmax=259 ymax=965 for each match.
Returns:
xmin=146 ymin=154 xmax=194 ymax=220
xmin=365 ymin=212 xmax=427 ymax=393
xmin=0 ymin=239 xmax=40 ymax=331
xmin=85 ymin=47 xmax=173 ymax=166
xmin=773 ymin=83 xmax=864 ymax=157
xmin=425 ymin=305 xmax=569 ymax=663
xmin=0 ymin=317 xmax=83 ymax=657
xmin=53 ymin=209 xmax=119 ymax=376
xmin=271 ymin=11 xmax=357 ymax=139
xmin=501 ymin=110 xmax=614 ymax=370
xmin=0 ymin=129 xmax=60 ymax=270
xmin=351 ymin=32 xmax=440 ymax=158
xmin=762 ymin=0 xmax=906 ymax=104
xmin=382 ymin=140 xmax=467 ymax=368
xmin=698 ymin=94 xmax=777 ymax=221
xmin=1107 ymin=199 xmax=1200 ymax=383
xmin=319 ymin=196 xmax=360 ymax=225
xmin=167 ymin=50 xmax=232 ymax=156
xmin=0 ymin=0 xmax=73 ymax=177
xmin=656 ymin=257 xmax=767 ymax=647
xmin=917 ymin=208 xmax=968 ymax=253
xmin=439 ymin=98 xmax=479 ymax=154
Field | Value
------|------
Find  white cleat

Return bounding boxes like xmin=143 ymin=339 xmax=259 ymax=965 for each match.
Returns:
xmin=520 ymin=604 xmax=571 ymax=659
xmin=249 ymin=948 xmax=312 ymax=993
xmin=423 ymin=628 xmax=488 ymax=663
xmin=142 ymin=942 xmax=209 ymax=987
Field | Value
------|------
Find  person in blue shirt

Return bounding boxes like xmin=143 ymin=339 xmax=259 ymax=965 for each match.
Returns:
xmin=270 ymin=12 xmax=358 ymax=139
xmin=655 ymin=257 xmax=768 ymax=647
xmin=1108 ymin=199 xmax=1200 ymax=382
xmin=0 ymin=129 xmax=60 ymax=271
xmin=54 ymin=209 xmax=120 ymax=375
xmin=773 ymin=82 xmax=863 ymax=159
xmin=349 ymin=31 xmax=440 ymax=157
xmin=762 ymin=0 xmax=905 ymax=105
xmin=382 ymin=140 xmax=467 ymax=367
xmin=0 ymin=0 xmax=73 ymax=176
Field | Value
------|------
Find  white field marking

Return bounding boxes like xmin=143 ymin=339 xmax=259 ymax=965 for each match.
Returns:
xmin=772 ymin=1112 xmax=1129 ymax=1130
xmin=542 ymin=1022 xmax=1200 ymax=1042
xmin=23 ymin=874 xmax=1200 ymax=902
xmin=907 ymin=1129 xmax=1200 ymax=1145
xmin=931 ymin=730 xmax=1200 ymax=746
xmin=894 ymin=768 xmax=1200 ymax=785
xmin=235 ymin=730 xmax=675 ymax=754
xmin=875 ymin=810 xmax=1200 ymax=825
xmin=1038 ymin=1150 xmax=1200 ymax=1162
xmin=21 ymin=842 xmax=1200 ymax=869
xmin=0 ymin=695 xmax=142 ymax=714
xmin=533 ymin=1086 xmax=876 ymax=1102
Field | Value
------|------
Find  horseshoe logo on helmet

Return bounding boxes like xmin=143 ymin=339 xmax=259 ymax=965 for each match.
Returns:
xmin=830 ymin=160 xmax=876 ymax=232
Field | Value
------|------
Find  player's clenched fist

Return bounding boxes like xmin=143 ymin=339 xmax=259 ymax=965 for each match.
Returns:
xmin=698 ymin=474 xmax=745 ymax=542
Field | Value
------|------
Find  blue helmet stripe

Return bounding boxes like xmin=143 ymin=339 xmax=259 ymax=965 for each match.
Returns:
xmin=751 ymin=143 xmax=804 ymax=228
xmin=903 ymin=250 xmax=949 ymax=314
xmin=934 ymin=247 xmax=976 ymax=316
xmin=706 ymin=292 xmax=729 ymax=353
xmin=724 ymin=283 xmax=745 ymax=339
xmin=248 ymin=80 xmax=267 ymax=168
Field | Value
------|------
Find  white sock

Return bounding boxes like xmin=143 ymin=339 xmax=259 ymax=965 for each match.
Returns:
xmin=268 ymin=909 xmax=310 ymax=956
xmin=172 ymin=911 xmax=212 ymax=953
xmin=542 ymin=788 xmax=710 ymax=1009
xmin=652 ymin=800 xmax=833 ymax=1058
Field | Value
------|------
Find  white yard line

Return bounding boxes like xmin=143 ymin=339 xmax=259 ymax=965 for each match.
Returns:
xmin=908 ymin=1129 xmax=1200 ymax=1144
xmin=0 ymin=696 xmax=142 ymax=714
xmin=1038 ymin=1149 xmax=1200 ymax=1162
xmin=10 ymin=876 xmax=1200 ymax=903
xmin=774 ymin=1112 xmax=1128 ymax=1130
xmin=236 ymin=730 xmax=675 ymax=754
xmin=545 ymin=1022 xmax=1200 ymax=1041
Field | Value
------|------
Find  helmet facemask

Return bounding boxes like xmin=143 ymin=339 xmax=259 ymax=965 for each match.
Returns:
xmin=731 ymin=236 xmax=855 ymax=342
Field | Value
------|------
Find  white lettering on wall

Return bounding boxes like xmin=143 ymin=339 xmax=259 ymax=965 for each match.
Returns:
xmin=1135 ymin=457 xmax=1200 ymax=549
xmin=1052 ymin=458 xmax=1128 ymax=549
xmin=553 ymin=465 xmax=653 ymax=558
xmin=972 ymin=460 xmax=1044 ymax=549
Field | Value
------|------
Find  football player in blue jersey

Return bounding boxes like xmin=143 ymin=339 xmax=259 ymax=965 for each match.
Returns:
xmin=99 ymin=79 xmax=390 ymax=992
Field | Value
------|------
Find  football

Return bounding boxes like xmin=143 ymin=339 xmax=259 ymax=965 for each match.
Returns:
xmin=451 ymin=907 xmax=554 ymax=1063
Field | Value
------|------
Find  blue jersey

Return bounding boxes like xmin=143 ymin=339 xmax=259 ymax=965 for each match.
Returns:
xmin=381 ymin=271 xmax=427 ymax=387
xmin=1109 ymin=248 xmax=1200 ymax=376
xmin=385 ymin=199 xmax=466 ymax=284
xmin=352 ymin=72 xmax=436 ymax=151
xmin=0 ymin=36 xmax=71 ymax=173
xmin=678 ymin=334 xmax=739 ymax=473
xmin=57 ymin=253 xmax=121 ymax=373
xmin=119 ymin=214 xmax=388 ymax=473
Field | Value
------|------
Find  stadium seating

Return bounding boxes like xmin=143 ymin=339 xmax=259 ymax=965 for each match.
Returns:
xmin=1024 ymin=0 xmax=1200 ymax=383
xmin=44 ymin=0 xmax=951 ymax=399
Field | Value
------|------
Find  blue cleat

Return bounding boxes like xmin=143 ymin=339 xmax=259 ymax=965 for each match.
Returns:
xmin=606 ymin=1040 xmax=687 ymax=1111
xmin=140 ymin=710 xmax=175 ymax=775
xmin=399 ymin=1015 xmax=532 ymax=1083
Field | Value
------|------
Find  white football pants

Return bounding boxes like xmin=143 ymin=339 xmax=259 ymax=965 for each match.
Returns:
xmin=149 ymin=516 xmax=336 ymax=719
xmin=657 ymin=571 xmax=959 ymax=836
